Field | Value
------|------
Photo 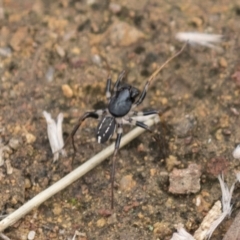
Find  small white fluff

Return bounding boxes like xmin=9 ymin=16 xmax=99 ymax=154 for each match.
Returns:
xmin=43 ymin=111 xmax=65 ymax=162
xmin=232 ymin=144 xmax=240 ymax=159
xmin=171 ymin=224 xmax=195 ymax=240
xmin=206 ymin=174 xmax=235 ymax=239
xmin=176 ymin=32 xmax=222 ymax=50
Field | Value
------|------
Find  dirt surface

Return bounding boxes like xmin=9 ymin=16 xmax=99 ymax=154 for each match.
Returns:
xmin=0 ymin=0 xmax=240 ymax=239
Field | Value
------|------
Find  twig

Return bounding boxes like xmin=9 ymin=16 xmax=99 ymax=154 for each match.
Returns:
xmin=148 ymin=42 xmax=187 ymax=85
xmin=0 ymin=118 xmax=156 ymax=232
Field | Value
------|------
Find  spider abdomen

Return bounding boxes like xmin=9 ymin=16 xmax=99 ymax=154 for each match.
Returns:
xmin=96 ymin=116 xmax=116 ymax=143
xmin=108 ymin=89 xmax=132 ymax=117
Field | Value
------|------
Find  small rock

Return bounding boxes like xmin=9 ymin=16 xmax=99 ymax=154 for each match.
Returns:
xmin=137 ymin=143 xmax=145 ymax=152
xmin=8 ymin=138 xmax=20 ymax=150
xmin=98 ymin=209 xmax=112 ymax=217
xmin=25 ymin=178 xmax=32 ymax=189
xmin=108 ymin=213 xmax=117 ymax=225
xmin=195 ymin=194 xmax=211 ymax=214
xmin=108 ymin=21 xmax=145 ymax=47
xmin=166 ymin=155 xmax=181 ymax=172
xmin=25 ymin=133 xmax=36 ymax=144
xmin=173 ymin=114 xmax=197 ymax=138
xmin=45 ymin=66 xmax=55 ymax=82
xmin=28 ymin=230 xmax=36 ymax=240
xmin=62 ymin=84 xmax=73 ymax=98
xmin=119 ymin=175 xmax=136 ymax=192
xmin=0 ymin=47 xmax=12 ymax=57
xmin=219 ymin=57 xmax=227 ymax=68
xmin=96 ymin=218 xmax=106 ymax=228
xmin=150 ymin=168 xmax=157 ymax=176
xmin=5 ymin=159 xmax=13 ymax=175
xmin=206 ymin=157 xmax=229 ymax=177
xmin=91 ymin=54 xmax=102 ymax=66
xmin=71 ymin=47 xmax=81 ymax=55
xmin=86 ymin=0 xmax=96 ymax=5
xmin=52 ymin=204 xmax=62 ymax=215
xmin=55 ymin=44 xmax=65 ymax=57
xmin=10 ymin=26 xmax=28 ymax=51
xmin=169 ymin=163 xmax=202 ymax=194
xmin=153 ymin=221 xmax=171 ymax=236
xmin=190 ymin=17 xmax=203 ymax=27
xmin=109 ymin=3 xmax=122 ymax=14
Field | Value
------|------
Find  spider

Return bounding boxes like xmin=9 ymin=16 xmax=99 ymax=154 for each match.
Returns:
xmin=63 ymin=44 xmax=186 ymax=209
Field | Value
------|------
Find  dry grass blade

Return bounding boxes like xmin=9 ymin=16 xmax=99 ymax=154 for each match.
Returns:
xmin=148 ymin=42 xmax=187 ymax=85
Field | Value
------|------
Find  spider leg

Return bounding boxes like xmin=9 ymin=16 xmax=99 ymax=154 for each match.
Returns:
xmin=106 ymin=74 xmax=112 ymax=102
xmin=132 ymin=80 xmax=150 ymax=108
xmin=113 ymin=70 xmax=125 ymax=92
xmin=111 ymin=123 xmax=123 ymax=209
xmin=131 ymin=110 xmax=159 ymax=117
xmin=64 ymin=110 xmax=103 ymax=153
xmin=126 ymin=118 xmax=153 ymax=132
xmin=126 ymin=110 xmax=160 ymax=124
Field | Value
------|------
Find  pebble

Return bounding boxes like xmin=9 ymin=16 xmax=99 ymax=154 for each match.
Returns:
xmin=153 ymin=221 xmax=171 ymax=236
xmin=108 ymin=21 xmax=145 ymax=47
xmin=109 ymin=3 xmax=122 ymax=14
xmin=5 ymin=159 xmax=13 ymax=175
xmin=24 ymin=178 xmax=32 ymax=189
xmin=8 ymin=138 xmax=20 ymax=150
xmin=219 ymin=57 xmax=227 ymax=68
xmin=52 ymin=204 xmax=62 ymax=215
xmin=233 ymin=144 xmax=240 ymax=159
xmin=62 ymin=84 xmax=73 ymax=98
xmin=190 ymin=17 xmax=203 ymax=27
xmin=9 ymin=26 xmax=28 ymax=51
xmin=173 ymin=114 xmax=197 ymax=138
xmin=96 ymin=218 xmax=106 ymax=228
xmin=45 ymin=66 xmax=55 ymax=82
xmin=28 ymin=230 xmax=36 ymax=240
xmin=25 ymin=133 xmax=36 ymax=144
xmin=55 ymin=44 xmax=65 ymax=57
xmin=206 ymin=157 xmax=229 ymax=176
xmin=195 ymin=194 xmax=211 ymax=213
xmin=119 ymin=175 xmax=136 ymax=192
xmin=169 ymin=163 xmax=202 ymax=194
xmin=0 ymin=47 xmax=12 ymax=57
xmin=91 ymin=54 xmax=102 ymax=66
xmin=166 ymin=155 xmax=181 ymax=172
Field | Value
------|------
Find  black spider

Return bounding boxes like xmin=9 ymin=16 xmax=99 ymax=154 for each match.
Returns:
xmin=65 ymin=71 xmax=159 ymax=209
xmin=63 ymin=44 xmax=186 ymax=209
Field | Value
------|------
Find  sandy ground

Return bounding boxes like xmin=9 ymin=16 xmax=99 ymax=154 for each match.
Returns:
xmin=0 ymin=0 xmax=240 ymax=239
